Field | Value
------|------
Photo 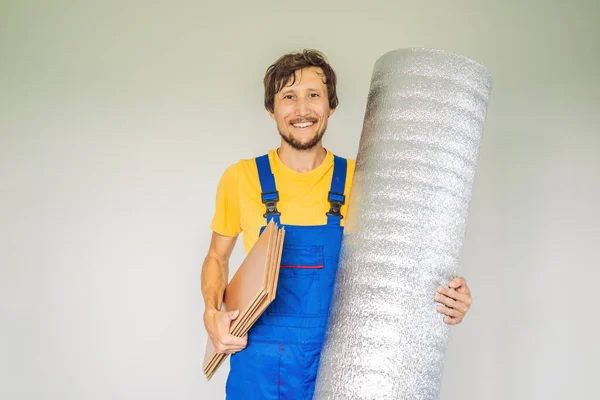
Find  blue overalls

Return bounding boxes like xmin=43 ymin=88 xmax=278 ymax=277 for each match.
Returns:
xmin=225 ymin=153 xmax=348 ymax=400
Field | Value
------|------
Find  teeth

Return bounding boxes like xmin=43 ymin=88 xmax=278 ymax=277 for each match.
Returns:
xmin=293 ymin=122 xmax=314 ymax=128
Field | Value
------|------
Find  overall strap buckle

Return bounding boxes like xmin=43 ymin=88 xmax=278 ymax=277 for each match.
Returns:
xmin=261 ymin=191 xmax=281 ymax=218
xmin=326 ymin=191 xmax=345 ymax=219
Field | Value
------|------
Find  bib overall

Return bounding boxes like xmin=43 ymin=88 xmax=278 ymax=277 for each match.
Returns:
xmin=225 ymin=153 xmax=347 ymax=399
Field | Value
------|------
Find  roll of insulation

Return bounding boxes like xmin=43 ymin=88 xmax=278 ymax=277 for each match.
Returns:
xmin=314 ymin=48 xmax=492 ymax=400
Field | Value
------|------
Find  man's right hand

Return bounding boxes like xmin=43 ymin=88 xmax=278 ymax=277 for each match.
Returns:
xmin=203 ymin=308 xmax=248 ymax=354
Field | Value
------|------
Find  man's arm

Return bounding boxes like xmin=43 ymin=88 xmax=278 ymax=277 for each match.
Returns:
xmin=201 ymin=231 xmax=247 ymax=354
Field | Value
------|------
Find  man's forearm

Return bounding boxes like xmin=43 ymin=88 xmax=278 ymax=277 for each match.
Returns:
xmin=201 ymin=254 xmax=228 ymax=312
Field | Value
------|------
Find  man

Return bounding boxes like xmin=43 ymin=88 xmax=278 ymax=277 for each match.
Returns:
xmin=201 ymin=49 xmax=473 ymax=399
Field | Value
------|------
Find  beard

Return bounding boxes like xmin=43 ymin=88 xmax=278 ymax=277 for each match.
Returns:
xmin=278 ymin=120 xmax=327 ymax=151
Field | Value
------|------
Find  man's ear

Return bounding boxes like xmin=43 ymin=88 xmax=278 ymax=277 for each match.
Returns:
xmin=329 ymin=107 xmax=336 ymax=117
xmin=269 ymin=111 xmax=276 ymax=120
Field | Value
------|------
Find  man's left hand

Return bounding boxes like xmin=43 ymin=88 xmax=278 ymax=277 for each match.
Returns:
xmin=434 ymin=277 xmax=472 ymax=325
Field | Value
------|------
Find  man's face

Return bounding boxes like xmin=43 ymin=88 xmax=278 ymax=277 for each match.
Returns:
xmin=270 ymin=66 xmax=335 ymax=151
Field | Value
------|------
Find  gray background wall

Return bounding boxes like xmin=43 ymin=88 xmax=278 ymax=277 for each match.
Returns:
xmin=1 ymin=1 xmax=598 ymax=399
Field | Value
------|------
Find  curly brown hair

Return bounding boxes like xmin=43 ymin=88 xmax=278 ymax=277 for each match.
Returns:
xmin=263 ymin=49 xmax=339 ymax=113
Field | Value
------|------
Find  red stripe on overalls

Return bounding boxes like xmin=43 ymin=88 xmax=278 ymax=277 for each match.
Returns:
xmin=278 ymin=344 xmax=283 ymax=398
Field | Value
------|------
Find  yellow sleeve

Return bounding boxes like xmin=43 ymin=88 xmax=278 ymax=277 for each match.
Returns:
xmin=341 ymin=158 xmax=356 ymax=224
xmin=210 ymin=163 xmax=242 ymax=237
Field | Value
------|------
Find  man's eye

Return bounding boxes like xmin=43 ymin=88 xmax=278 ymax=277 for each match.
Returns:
xmin=284 ymin=95 xmax=293 ymax=100
xmin=310 ymin=93 xmax=319 ymax=97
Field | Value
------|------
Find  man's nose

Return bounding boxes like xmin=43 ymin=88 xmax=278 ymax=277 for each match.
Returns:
xmin=295 ymin=98 xmax=310 ymax=116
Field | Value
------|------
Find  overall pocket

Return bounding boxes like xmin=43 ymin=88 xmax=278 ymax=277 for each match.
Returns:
xmin=268 ymin=245 xmax=324 ymax=316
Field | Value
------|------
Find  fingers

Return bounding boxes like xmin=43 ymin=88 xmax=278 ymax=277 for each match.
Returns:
xmin=208 ymin=310 xmax=249 ymax=354
xmin=434 ymin=282 xmax=472 ymax=326
xmin=434 ymin=292 xmax=469 ymax=314
xmin=219 ymin=343 xmax=246 ymax=354
xmin=214 ymin=334 xmax=248 ymax=354
xmin=436 ymin=304 xmax=462 ymax=318
xmin=443 ymin=315 xmax=463 ymax=325
xmin=436 ymin=286 xmax=472 ymax=310
xmin=222 ymin=333 xmax=248 ymax=348
xmin=217 ymin=347 xmax=244 ymax=354
xmin=448 ymin=276 xmax=470 ymax=293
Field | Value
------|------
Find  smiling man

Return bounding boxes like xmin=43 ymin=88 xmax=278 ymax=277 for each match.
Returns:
xmin=269 ymin=65 xmax=333 ymax=152
xmin=201 ymin=49 xmax=473 ymax=400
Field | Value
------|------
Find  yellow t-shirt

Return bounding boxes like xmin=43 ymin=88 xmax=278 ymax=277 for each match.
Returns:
xmin=210 ymin=149 xmax=356 ymax=254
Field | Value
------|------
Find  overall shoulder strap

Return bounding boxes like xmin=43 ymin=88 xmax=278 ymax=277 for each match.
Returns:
xmin=327 ymin=155 xmax=348 ymax=226
xmin=255 ymin=154 xmax=280 ymax=225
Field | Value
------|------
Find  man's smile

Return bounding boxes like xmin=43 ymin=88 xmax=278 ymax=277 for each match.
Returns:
xmin=292 ymin=121 xmax=314 ymax=128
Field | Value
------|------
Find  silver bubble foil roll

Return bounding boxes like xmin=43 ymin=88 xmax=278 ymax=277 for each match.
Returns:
xmin=314 ymin=48 xmax=492 ymax=399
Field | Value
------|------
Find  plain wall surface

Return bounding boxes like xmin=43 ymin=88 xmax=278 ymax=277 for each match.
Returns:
xmin=1 ymin=1 xmax=598 ymax=399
